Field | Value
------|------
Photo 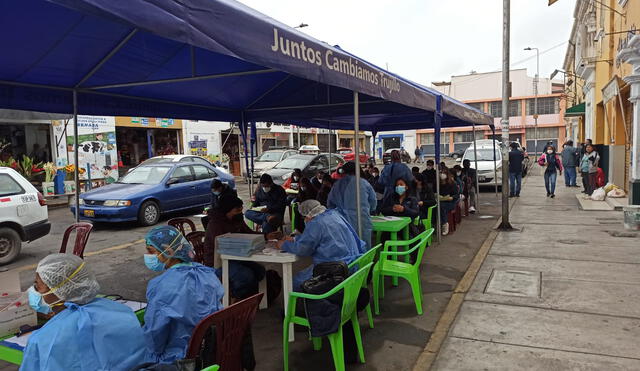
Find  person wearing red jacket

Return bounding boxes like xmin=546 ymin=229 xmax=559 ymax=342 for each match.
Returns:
xmin=538 ymin=145 xmax=563 ymax=198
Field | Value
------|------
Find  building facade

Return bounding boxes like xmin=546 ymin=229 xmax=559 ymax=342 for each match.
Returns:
xmin=426 ymin=69 xmax=566 ymax=156
xmin=563 ymin=0 xmax=639 ymax=204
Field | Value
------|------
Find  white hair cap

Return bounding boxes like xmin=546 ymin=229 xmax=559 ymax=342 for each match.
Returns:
xmin=36 ymin=253 xmax=100 ymax=305
xmin=299 ymin=199 xmax=326 ymax=218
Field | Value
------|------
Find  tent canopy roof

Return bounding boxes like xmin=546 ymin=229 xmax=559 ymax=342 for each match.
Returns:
xmin=0 ymin=0 xmax=492 ymax=131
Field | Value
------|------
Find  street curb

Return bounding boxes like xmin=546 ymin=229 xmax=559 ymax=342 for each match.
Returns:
xmin=412 ymin=183 xmax=523 ymax=371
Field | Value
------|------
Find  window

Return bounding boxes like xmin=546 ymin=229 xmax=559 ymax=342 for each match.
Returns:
xmin=171 ymin=166 xmax=194 ymax=182
xmin=454 ymin=131 xmax=484 ymax=143
xmin=192 ymin=157 xmax=210 ymax=166
xmin=509 ymin=100 xmax=521 ymax=117
xmin=489 ymin=101 xmax=502 ymax=117
xmin=180 ymin=157 xmax=193 ymax=162
xmin=192 ymin=165 xmax=213 ymax=180
xmin=527 ymin=97 xmax=559 ymax=115
xmin=526 ymin=127 xmax=558 ymax=139
xmin=419 ymin=133 xmax=434 ymax=144
xmin=465 ymin=102 xmax=484 ymax=112
xmin=119 ymin=166 xmax=171 ymax=185
xmin=490 ymin=101 xmax=520 ymax=117
xmin=329 ymin=154 xmax=342 ymax=167
xmin=0 ymin=174 xmax=25 ymax=197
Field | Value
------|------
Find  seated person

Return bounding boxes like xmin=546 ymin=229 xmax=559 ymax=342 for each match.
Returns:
xmin=202 ymin=179 xmax=237 ymax=228
xmin=381 ymin=178 xmax=420 ymax=219
xmin=293 ymin=177 xmax=318 ymax=233
xmin=245 ymin=174 xmax=287 ymax=233
xmin=421 ymin=159 xmax=437 ymax=191
xmin=276 ymin=200 xmax=365 ymax=290
xmin=21 ymin=254 xmax=145 ymax=371
xmin=414 ymin=173 xmax=437 ymax=219
xmin=452 ymin=165 xmax=466 ymax=200
xmin=438 ymin=167 xmax=459 ymax=236
xmin=204 ymin=195 xmax=280 ymax=299
xmin=143 ymin=226 xmax=224 ymax=364
xmin=316 ymin=174 xmax=334 ymax=206
xmin=311 ymin=170 xmax=324 ymax=190
xmin=283 ymin=168 xmax=303 ymax=191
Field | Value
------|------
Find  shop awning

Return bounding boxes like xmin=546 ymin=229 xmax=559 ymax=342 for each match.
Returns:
xmin=0 ymin=0 xmax=492 ymax=132
xmin=565 ymin=102 xmax=585 ymax=117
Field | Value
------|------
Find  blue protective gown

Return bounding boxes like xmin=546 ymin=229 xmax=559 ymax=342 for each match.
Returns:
xmin=143 ymin=263 xmax=224 ymax=364
xmin=282 ymin=209 xmax=366 ymax=289
xmin=20 ymin=298 xmax=145 ymax=371
xmin=327 ymin=175 xmax=377 ymax=248
xmin=378 ymin=162 xmax=415 ymax=200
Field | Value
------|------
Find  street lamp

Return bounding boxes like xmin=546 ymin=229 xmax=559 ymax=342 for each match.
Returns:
xmin=525 ymin=47 xmax=540 ymax=161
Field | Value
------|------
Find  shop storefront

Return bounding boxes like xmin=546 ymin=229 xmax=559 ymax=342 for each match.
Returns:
xmin=0 ymin=121 xmax=53 ymax=163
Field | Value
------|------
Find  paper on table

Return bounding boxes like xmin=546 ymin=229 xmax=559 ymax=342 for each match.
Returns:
xmin=116 ymin=300 xmax=146 ymax=312
xmin=372 ymin=216 xmax=403 ymax=222
xmin=1 ymin=332 xmax=31 ymax=350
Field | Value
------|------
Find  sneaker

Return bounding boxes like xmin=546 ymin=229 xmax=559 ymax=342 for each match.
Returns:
xmin=547 ymin=193 xmax=550 ymax=197
xmin=516 ymin=194 xmax=520 ymax=197
xmin=442 ymin=223 xmax=449 ymax=236
xmin=550 ymin=194 xmax=555 ymax=198
xmin=469 ymin=206 xmax=476 ymax=213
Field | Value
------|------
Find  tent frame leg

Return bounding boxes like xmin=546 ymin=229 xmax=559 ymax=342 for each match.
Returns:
xmin=353 ymin=92 xmax=363 ymax=239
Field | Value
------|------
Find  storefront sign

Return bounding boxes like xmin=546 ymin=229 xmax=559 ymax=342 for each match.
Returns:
xmin=116 ymin=116 xmax=182 ymax=129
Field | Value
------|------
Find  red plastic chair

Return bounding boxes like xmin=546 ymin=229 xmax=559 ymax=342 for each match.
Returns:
xmin=447 ymin=210 xmax=456 ymax=234
xmin=59 ymin=222 xmax=94 ymax=258
xmin=186 ymin=293 xmax=263 ymax=371
xmin=168 ymin=217 xmax=197 ymax=235
xmin=463 ymin=197 xmax=470 ymax=217
xmin=185 ymin=231 xmax=206 ymax=264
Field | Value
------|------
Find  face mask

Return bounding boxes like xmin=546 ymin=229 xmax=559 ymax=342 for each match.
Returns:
xmin=262 ymin=187 xmax=271 ymax=193
xmin=427 ymin=166 xmax=433 ymax=170
xmin=28 ymin=286 xmax=55 ymax=314
xmin=456 ymin=171 xmax=462 ymax=176
xmin=547 ymin=150 xmax=553 ymax=154
xmin=300 ymin=186 xmax=306 ymax=191
xmin=395 ymin=185 xmax=406 ymax=195
xmin=293 ymin=176 xmax=299 ymax=181
xmin=212 ymin=191 xmax=221 ymax=196
xmin=372 ymin=173 xmax=379 ymax=177
xmin=440 ymin=173 xmax=447 ymax=180
xmin=144 ymin=253 xmax=166 ymax=272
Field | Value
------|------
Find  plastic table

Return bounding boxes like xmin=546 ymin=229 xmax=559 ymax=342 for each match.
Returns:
xmin=220 ymin=251 xmax=299 ymax=341
xmin=371 ymin=216 xmax=412 ymax=285
xmin=0 ymin=305 xmax=146 ymax=366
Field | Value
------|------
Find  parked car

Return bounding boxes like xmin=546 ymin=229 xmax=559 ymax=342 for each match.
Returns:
xmin=139 ymin=155 xmax=229 ymax=173
xmin=382 ymin=148 xmax=411 ymax=164
xmin=264 ymin=153 xmax=344 ymax=185
xmin=337 ymin=148 xmax=371 ymax=164
xmin=0 ymin=167 xmax=51 ymax=264
xmin=250 ymin=149 xmax=298 ymax=178
xmin=298 ymin=145 xmax=320 ymax=154
xmin=461 ymin=140 xmax=503 ymax=188
xmin=71 ymin=162 xmax=235 ymax=226
xmin=448 ymin=148 xmax=466 ymax=159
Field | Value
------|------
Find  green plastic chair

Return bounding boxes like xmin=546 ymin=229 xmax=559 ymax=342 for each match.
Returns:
xmin=422 ymin=205 xmax=436 ymax=245
xmin=372 ymin=229 xmax=434 ymax=316
xmin=201 ymin=366 xmax=219 ymax=371
xmin=348 ymin=244 xmax=382 ymax=329
xmin=283 ymin=262 xmax=374 ymax=371
xmin=290 ymin=202 xmax=298 ymax=232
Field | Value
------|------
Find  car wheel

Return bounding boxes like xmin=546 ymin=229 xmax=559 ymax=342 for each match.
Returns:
xmin=138 ymin=201 xmax=160 ymax=226
xmin=0 ymin=227 xmax=21 ymax=265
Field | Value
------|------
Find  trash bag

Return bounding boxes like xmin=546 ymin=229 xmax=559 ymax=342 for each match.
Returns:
xmin=607 ymin=188 xmax=626 ymax=198
xmin=604 ymin=183 xmax=617 ymax=194
xmin=590 ymin=187 xmax=606 ymax=201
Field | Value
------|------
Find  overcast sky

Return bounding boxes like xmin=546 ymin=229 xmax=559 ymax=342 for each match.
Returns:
xmin=240 ymin=0 xmax=576 ymax=85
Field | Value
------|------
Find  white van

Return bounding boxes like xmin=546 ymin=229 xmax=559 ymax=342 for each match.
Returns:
xmin=0 ymin=167 xmax=51 ymax=264
xmin=461 ymin=140 xmax=503 ymax=187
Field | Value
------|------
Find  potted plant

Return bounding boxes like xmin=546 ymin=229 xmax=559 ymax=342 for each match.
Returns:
xmin=42 ymin=163 xmax=57 ymax=196
xmin=63 ymin=164 xmax=85 ymax=194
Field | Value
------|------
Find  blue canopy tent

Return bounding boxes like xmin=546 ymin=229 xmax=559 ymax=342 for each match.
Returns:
xmin=0 ymin=0 xmax=492 ymax=234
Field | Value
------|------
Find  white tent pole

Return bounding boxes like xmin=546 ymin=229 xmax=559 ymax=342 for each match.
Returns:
xmin=434 ymin=96 xmax=442 ymax=242
xmin=354 ymin=91 xmax=362 ymax=238
xmin=472 ymin=122 xmax=480 ymax=212
xmin=73 ymin=90 xmax=80 ymax=223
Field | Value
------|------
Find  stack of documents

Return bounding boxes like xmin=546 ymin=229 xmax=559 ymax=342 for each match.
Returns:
xmin=216 ymin=233 xmax=265 ymax=257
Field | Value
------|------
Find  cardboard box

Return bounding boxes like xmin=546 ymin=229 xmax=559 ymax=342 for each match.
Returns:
xmin=0 ymin=271 xmax=37 ymax=338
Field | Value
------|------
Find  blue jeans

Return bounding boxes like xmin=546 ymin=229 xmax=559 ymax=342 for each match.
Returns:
xmin=509 ymin=172 xmax=522 ymax=196
xmin=544 ymin=171 xmax=557 ymax=195
xmin=564 ymin=166 xmax=577 ymax=186
xmin=244 ymin=209 xmax=276 ymax=233
xmin=439 ymin=200 xmax=457 ymax=224
xmin=215 ymin=261 xmax=265 ymax=299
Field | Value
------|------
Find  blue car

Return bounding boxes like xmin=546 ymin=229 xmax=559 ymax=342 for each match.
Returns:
xmin=71 ymin=162 xmax=235 ymax=226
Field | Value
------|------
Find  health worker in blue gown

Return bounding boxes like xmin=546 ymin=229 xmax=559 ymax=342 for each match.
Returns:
xmin=143 ymin=226 xmax=224 ymax=364
xmin=327 ymin=161 xmax=377 ymax=248
xmin=277 ymin=199 xmax=365 ymax=290
xmin=20 ymin=254 xmax=146 ymax=371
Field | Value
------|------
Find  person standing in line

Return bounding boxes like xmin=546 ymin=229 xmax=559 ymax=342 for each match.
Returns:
xmin=422 ymin=159 xmax=437 ymax=191
xmin=414 ymin=147 xmax=423 ymax=163
xmin=379 ymin=150 xmax=414 ymax=200
xmin=462 ymin=159 xmax=477 ymax=213
xmin=508 ymin=142 xmax=525 ymax=198
xmin=561 ymin=140 xmax=579 ymax=187
xmin=581 ymin=143 xmax=600 ymax=195
xmin=538 ymin=145 xmax=563 ymax=198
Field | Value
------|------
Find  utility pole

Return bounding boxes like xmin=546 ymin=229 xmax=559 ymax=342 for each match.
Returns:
xmin=525 ymin=47 xmax=540 ymax=160
xmin=499 ymin=0 xmax=513 ymax=230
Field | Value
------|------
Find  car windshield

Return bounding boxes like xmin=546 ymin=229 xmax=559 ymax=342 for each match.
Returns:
xmin=256 ymin=151 xmax=283 ymax=162
xmin=118 ymin=166 xmax=171 ymax=184
xmin=464 ymin=149 xmax=501 ymax=161
xmin=139 ymin=157 xmax=171 ymax=165
xmin=338 ymin=150 xmax=351 ymax=154
xmin=274 ymin=157 xmax=311 ymax=169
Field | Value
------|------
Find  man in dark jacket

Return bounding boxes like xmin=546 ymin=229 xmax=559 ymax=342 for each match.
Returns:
xmin=201 ymin=179 xmax=237 ymax=228
xmin=508 ymin=142 xmax=525 ymax=197
xmin=561 ymin=140 xmax=579 ymax=187
xmin=245 ymin=174 xmax=287 ymax=233
xmin=422 ymin=159 xmax=437 ymax=191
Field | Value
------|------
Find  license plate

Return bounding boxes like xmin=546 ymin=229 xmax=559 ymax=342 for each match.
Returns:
xmin=84 ymin=209 xmax=95 ymax=217
xmin=478 ymin=175 xmax=486 ymax=182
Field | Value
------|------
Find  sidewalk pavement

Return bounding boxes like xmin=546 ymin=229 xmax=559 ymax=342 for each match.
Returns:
xmin=431 ymin=168 xmax=640 ymax=370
